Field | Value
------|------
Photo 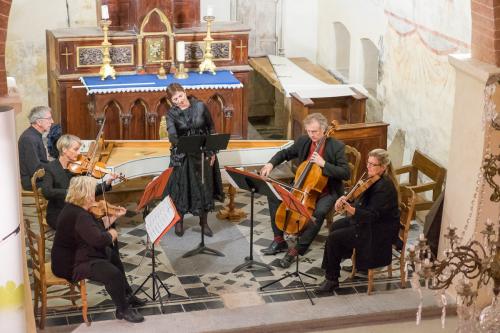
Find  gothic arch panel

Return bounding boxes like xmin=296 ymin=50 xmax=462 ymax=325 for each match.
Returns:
xmin=103 ymin=100 xmax=123 ymax=140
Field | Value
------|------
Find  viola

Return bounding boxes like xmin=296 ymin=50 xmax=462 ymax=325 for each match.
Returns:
xmin=88 ymin=200 xmax=125 ymax=219
xmin=274 ymin=121 xmax=338 ymax=235
xmin=68 ymin=154 xmax=126 ymax=182
xmin=336 ymin=172 xmax=381 ymax=214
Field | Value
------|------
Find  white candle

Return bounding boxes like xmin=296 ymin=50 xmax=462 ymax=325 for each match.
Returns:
xmin=101 ymin=5 xmax=109 ymax=20
xmin=419 ymin=233 xmax=425 ymax=241
xmin=206 ymin=6 xmax=214 ymax=16
xmin=176 ymin=41 xmax=185 ymax=62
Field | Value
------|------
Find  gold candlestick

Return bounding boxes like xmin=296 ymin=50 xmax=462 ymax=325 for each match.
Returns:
xmin=175 ymin=61 xmax=189 ymax=79
xmin=198 ymin=15 xmax=217 ymax=75
xmin=99 ymin=20 xmax=116 ymax=80
xmin=157 ymin=51 xmax=167 ymax=79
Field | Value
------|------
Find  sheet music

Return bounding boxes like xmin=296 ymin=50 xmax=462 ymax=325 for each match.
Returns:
xmin=144 ymin=195 xmax=177 ymax=243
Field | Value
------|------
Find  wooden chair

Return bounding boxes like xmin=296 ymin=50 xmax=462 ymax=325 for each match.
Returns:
xmin=30 ymin=169 xmax=54 ymax=240
xmin=326 ymin=144 xmax=361 ymax=227
xmin=395 ymin=150 xmax=446 ymax=218
xmin=351 ymin=186 xmax=416 ymax=295
xmin=24 ymin=218 xmax=88 ymax=328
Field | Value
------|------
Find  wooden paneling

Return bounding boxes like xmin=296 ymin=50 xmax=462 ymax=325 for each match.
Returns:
xmin=332 ymin=122 xmax=389 ymax=181
xmin=291 ymin=91 xmax=367 ymax=140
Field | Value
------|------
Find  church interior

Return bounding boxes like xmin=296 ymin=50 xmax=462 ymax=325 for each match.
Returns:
xmin=0 ymin=0 xmax=499 ymax=332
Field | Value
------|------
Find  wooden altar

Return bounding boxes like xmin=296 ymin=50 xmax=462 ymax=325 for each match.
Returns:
xmin=46 ymin=0 xmax=251 ymax=140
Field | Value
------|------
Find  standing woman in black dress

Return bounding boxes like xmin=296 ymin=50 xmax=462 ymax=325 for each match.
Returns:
xmin=164 ymin=83 xmax=224 ymax=237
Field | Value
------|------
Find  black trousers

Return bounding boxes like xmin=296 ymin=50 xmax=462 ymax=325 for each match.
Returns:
xmin=268 ymin=193 xmax=336 ymax=255
xmin=88 ymin=246 xmax=132 ymax=311
xmin=321 ymin=217 xmax=357 ymax=280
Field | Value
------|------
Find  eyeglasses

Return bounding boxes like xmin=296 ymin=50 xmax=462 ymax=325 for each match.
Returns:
xmin=367 ymin=161 xmax=381 ymax=167
xmin=37 ymin=116 xmax=53 ymax=121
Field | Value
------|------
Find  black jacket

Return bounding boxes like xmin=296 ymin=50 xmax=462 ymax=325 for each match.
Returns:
xmin=18 ymin=126 xmax=48 ymax=190
xmin=268 ymin=135 xmax=350 ymax=197
xmin=41 ymin=159 xmax=111 ymax=230
xmin=51 ymin=203 xmax=113 ymax=282
xmin=351 ymin=175 xmax=400 ymax=269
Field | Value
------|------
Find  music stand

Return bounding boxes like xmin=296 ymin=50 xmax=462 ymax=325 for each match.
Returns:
xmin=259 ymin=182 xmax=317 ymax=305
xmin=177 ymin=134 xmax=230 ymax=258
xmin=225 ymin=167 xmax=274 ymax=273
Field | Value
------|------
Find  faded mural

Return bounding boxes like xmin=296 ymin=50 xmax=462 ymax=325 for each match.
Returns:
xmin=317 ymin=0 xmax=471 ymax=167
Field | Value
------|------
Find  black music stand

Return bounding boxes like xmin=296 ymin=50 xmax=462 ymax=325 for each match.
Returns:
xmin=225 ymin=167 xmax=274 ymax=273
xmin=178 ymin=134 xmax=230 ymax=258
xmin=132 ymin=205 xmax=172 ymax=313
xmin=259 ymin=182 xmax=317 ymax=305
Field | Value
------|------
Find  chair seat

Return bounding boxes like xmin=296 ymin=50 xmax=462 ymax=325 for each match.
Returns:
xmin=33 ymin=263 xmax=70 ymax=285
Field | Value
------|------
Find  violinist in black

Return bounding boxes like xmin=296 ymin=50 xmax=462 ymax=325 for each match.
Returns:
xmin=41 ymin=134 xmax=114 ymax=230
xmin=259 ymin=113 xmax=350 ymax=268
xmin=314 ymin=148 xmax=400 ymax=294
xmin=163 ymin=83 xmax=224 ymax=237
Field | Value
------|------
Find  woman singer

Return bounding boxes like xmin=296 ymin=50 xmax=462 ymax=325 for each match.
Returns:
xmin=163 ymin=83 xmax=224 ymax=237
xmin=314 ymin=148 xmax=400 ymax=293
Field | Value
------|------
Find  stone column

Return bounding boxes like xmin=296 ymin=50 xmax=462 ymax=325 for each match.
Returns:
xmin=0 ymin=105 xmax=26 ymax=332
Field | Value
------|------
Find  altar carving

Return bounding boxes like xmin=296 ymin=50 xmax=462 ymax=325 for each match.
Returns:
xmin=46 ymin=0 xmax=251 ymax=140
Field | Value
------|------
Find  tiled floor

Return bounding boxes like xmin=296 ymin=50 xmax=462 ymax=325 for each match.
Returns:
xmin=27 ymin=190 xmax=423 ymax=328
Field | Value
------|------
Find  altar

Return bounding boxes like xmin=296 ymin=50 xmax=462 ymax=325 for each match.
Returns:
xmin=46 ymin=0 xmax=251 ymax=140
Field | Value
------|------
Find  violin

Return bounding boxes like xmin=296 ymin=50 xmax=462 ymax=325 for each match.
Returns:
xmin=336 ymin=172 xmax=381 ymax=214
xmin=274 ymin=121 xmax=338 ymax=235
xmin=68 ymin=154 xmax=126 ymax=182
xmin=89 ymin=200 xmax=125 ymax=219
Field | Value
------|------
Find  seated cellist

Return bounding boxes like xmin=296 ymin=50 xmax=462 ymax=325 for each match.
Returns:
xmin=259 ymin=113 xmax=350 ymax=268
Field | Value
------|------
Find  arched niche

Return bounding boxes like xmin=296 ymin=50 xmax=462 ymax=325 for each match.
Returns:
xmin=333 ymin=22 xmax=351 ymax=81
xmin=206 ymin=94 xmax=233 ymax=134
xmin=102 ymin=100 xmax=123 ymax=140
xmin=360 ymin=38 xmax=379 ymax=96
xmin=127 ymin=99 xmax=149 ymax=140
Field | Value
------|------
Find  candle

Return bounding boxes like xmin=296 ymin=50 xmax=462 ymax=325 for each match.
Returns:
xmin=176 ymin=41 xmax=185 ymax=62
xmin=419 ymin=233 xmax=425 ymax=241
xmin=206 ymin=6 xmax=214 ymax=16
xmin=101 ymin=5 xmax=109 ymax=20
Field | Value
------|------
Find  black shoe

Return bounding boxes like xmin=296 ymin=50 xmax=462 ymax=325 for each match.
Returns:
xmin=116 ymin=308 xmax=144 ymax=323
xmin=175 ymin=221 xmax=184 ymax=237
xmin=279 ymin=253 xmax=297 ymax=268
xmin=260 ymin=240 xmax=288 ymax=255
xmin=127 ymin=294 xmax=147 ymax=307
xmin=313 ymin=279 xmax=339 ymax=295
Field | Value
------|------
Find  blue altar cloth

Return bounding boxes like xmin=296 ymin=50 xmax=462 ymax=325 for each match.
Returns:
xmin=80 ymin=70 xmax=243 ymax=95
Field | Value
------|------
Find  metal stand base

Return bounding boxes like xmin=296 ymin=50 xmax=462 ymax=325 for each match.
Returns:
xmin=133 ymin=243 xmax=171 ymax=313
xmin=182 ymin=222 xmax=225 ymax=258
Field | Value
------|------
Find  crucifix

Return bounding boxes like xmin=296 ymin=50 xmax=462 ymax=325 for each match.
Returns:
xmin=60 ymin=47 xmax=73 ymax=70
xmin=235 ymin=40 xmax=247 ymax=62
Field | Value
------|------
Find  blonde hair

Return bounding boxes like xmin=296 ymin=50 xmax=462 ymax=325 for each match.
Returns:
xmin=57 ymin=134 xmax=81 ymax=155
xmin=303 ymin=113 xmax=328 ymax=131
xmin=65 ymin=176 xmax=97 ymax=207
xmin=368 ymin=148 xmax=400 ymax=204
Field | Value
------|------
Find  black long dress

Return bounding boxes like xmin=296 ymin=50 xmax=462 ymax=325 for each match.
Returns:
xmin=164 ymin=96 xmax=224 ymax=216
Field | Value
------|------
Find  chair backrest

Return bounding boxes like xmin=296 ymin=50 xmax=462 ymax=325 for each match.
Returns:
xmin=31 ymin=168 xmax=48 ymax=234
xmin=24 ymin=218 xmax=46 ymax=280
xmin=397 ymin=186 xmax=416 ymax=249
xmin=344 ymin=144 xmax=361 ymax=189
xmin=410 ymin=150 xmax=446 ymax=200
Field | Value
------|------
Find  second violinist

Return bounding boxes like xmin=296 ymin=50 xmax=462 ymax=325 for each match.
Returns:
xmin=41 ymin=134 xmax=117 ymax=230
xmin=259 ymin=113 xmax=350 ymax=268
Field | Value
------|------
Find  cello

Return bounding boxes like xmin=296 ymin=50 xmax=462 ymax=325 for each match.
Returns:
xmin=274 ymin=122 xmax=337 ymax=235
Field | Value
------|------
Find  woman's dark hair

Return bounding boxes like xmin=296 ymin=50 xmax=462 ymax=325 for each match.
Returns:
xmin=166 ymin=83 xmax=185 ymax=100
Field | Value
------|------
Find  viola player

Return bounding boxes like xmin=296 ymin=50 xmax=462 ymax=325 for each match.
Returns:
xmin=315 ymin=148 xmax=400 ymax=293
xmin=259 ymin=113 xmax=350 ymax=268
xmin=51 ymin=176 xmax=145 ymax=323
